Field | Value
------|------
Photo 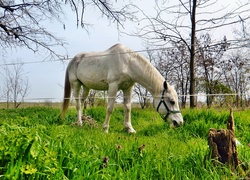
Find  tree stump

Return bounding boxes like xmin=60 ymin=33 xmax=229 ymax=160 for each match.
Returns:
xmin=207 ymin=108 xmax=239 ymax=170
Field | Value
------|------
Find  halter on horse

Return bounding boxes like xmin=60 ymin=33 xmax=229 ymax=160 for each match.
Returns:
xmin=156 ymin=88 xmax=181 ymax=126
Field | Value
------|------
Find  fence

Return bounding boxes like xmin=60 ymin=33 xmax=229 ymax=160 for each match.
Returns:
xmin=0 ymin=93 xmax=249 ymax=109
xmin=0 ymin=47 xmax=250 ymax=108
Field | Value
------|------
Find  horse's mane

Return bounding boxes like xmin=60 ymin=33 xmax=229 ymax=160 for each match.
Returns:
xmin=111 ymin=44 xmax=164 ymax=92
xmin=123 ymin=45 xmax=160 ymax=74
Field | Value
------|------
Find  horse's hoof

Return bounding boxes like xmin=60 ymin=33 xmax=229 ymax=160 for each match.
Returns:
xmin=102 ymin=127 xmax=109 ymax=133
xmin=126 ymin=128 xmax=136 ymax=134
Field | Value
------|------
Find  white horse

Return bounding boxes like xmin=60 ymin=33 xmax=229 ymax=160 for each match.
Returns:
xmin=60 ymin=44 xmax=183 ymax=133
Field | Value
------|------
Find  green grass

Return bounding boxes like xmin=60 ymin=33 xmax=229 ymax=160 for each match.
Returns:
xmin=0 ymin=106 xmax=250 ymax=179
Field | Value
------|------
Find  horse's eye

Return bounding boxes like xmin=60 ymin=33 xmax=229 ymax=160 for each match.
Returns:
xmin=169 ymin=100 xmax=175 ymax=105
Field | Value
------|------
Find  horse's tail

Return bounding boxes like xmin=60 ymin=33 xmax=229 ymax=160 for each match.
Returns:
xmin=60 ymin=69 xmax=71 ymax=118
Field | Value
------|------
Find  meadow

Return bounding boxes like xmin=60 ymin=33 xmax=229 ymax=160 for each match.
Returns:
xmin=0 ymin=106 xmax=249 ymax=179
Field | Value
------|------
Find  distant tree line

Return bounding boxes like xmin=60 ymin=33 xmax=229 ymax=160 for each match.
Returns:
xmin=145 ymin=33 xmax=250 ymax=108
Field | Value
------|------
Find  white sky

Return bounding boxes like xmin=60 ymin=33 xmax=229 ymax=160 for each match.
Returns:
xmin=0 ymin=0 xmax=248 ymax=102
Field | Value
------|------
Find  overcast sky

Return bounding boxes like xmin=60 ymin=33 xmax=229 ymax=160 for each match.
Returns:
xmin=0 ymin=0 xmax=248 ymax=102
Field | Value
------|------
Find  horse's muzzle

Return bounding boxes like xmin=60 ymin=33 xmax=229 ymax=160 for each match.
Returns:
xmin=172 ymin=120 xmax=183 ymax=127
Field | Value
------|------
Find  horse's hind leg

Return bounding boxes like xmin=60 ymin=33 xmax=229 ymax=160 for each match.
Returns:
xmin=81 ymin=86 xmax=90 ymax=115
xmin=123 ymin=86 xmax=136 ymax=133
xmin=103 ymin=83 xmax=118 ymax=133
xmin=72 ymin=81 xmax=83 ymax=126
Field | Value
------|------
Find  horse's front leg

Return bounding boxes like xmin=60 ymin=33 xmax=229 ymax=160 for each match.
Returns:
xmin=103 ymin=83 xmax=118 ymax=133
xmin=123 ymin=86 xmax=136 ymax=133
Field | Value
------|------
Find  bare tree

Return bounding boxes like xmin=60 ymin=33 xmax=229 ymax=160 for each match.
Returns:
xmin=0 ymin=59 xmax=30 ymax=108
xmin=153 ymin=43 xmax=190 ymax=108
xmin=190 ymin=0 xmax=197 ymax=108
xmin=221 ymin=50 xmax=250 ymax=107
xmin=0 ymin=0 xmax=137 ymax=59
xmin=171 ymin=42 xmax=190 ymax=108
xmin=0 ymin=0 xmax=65 ymax=59
xmin=134 ymin=0 xmax=250 ymax=108
xmin=196 ymin=33 xmax=229 ymax=107
xmin=133 ymin=83 xmax=151 ymax=109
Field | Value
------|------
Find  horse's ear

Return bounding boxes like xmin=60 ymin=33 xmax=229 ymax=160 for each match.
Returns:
xmin=163 ymin=81 xmax=168 ymax=90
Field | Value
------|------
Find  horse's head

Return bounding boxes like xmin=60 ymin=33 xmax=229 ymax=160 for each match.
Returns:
xmin=156 ymin=81 xmax=184 ymax=127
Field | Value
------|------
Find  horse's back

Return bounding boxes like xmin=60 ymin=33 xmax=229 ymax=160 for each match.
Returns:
xmin=67 ymin=44 xmax=133 ymax=90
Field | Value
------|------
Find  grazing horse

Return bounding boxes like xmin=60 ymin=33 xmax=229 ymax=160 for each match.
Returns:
xmin=60 ymin=44 xmax=183 ymax=133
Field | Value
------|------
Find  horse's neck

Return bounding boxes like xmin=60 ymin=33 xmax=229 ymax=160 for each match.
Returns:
xmin=129 ymin=55 xmax=164 ymax=96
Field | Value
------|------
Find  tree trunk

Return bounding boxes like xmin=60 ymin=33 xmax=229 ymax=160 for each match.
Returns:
xmin=190 ymin=0 xmax=197 ymax=108
xmin=207 ymin=108 xmax=239 ymax=171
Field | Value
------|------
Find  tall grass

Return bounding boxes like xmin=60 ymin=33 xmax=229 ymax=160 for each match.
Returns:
xmin=0 ymin=107 xmax=249 ymax=179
